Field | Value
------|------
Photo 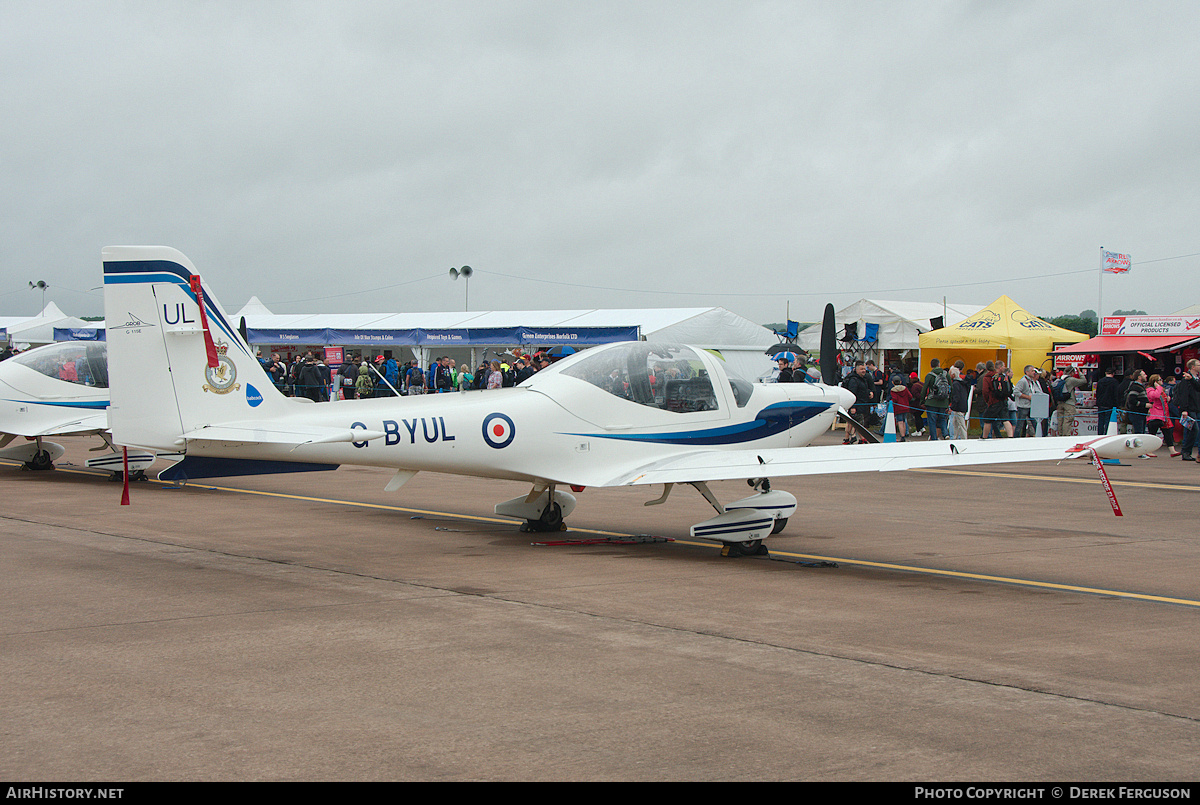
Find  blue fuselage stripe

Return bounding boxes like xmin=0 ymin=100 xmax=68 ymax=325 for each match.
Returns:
xmin=564 ymin=400 xmax=831 ymax=446
xmin=3 ymin=399 xmax=107 ymax=409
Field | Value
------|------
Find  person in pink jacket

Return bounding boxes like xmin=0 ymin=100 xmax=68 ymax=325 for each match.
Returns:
xmin=1146 ymin=374 xmax=1179 ymax=456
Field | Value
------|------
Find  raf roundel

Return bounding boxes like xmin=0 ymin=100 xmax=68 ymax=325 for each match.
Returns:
xmin=482 ymin=413 xmax=515 ymax=449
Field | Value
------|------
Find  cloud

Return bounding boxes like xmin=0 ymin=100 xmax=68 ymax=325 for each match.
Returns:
xmin=1 ymin=0 xmax=1197 ymax=322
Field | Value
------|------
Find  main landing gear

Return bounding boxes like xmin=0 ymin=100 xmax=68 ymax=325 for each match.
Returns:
xmin=526 ymin=500 xmax=563 ymax=533
xmin=26 ymin=449 xmax=55 ymax=471
xmin=0 ymin=438 xmax=67 ymax=471
xmin=495 ymin=484 xmax=578 ymax=533
xmin=495 ymin=478 xmax=796 ymax=554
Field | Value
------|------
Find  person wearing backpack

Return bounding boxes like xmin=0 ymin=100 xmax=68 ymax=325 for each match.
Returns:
xmin=356 ymin=361 xmax=374 ymax=399
xmin=1055 ymin=367 xmax=1087 ymax=436
xmin=922 ymin=358 xmax=951 ymax=441
xmin=405 ymin=361 xmax=426 ymax=395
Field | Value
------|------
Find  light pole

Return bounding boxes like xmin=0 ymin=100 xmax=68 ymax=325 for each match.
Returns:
xmin=448 ymin=266 xmax=473 ymax=311
xmin=28 ymin=280 xmax=49 ymax=312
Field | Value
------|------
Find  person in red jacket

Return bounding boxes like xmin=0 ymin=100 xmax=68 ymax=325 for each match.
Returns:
xmin=889 ymin=376 xmax=913 ymax=441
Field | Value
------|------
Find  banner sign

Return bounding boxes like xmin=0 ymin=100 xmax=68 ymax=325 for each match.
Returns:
xmin=419 ymin=328 xmax=477 ymax=345
xmin=1055 ymin=352 xmax=1098 ymax=369
xmin=247 ymin=328 xmax=338 ymax=345
xmin=1101 ymin=316 xmax=1200 ymax=336
xmin=327 ymin=329 xmax=420 ymax=346
xmin=247 ymin=326 xmax=640 ymax=347
xmin=54 ymin=327 xmax=106 ymax=341
xmin=1102 ymin=250 xmax=1131 ymax=273
xmin=515 ymin=326 xmax=640 ymax=345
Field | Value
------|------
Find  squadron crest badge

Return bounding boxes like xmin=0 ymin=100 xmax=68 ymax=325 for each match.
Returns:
xmin=202 ymin=340 xmax=240 ymax=394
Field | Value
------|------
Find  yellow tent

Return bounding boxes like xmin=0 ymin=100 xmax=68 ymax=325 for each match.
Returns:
xmin=918 ymin=295 xmax=1087 ymax=377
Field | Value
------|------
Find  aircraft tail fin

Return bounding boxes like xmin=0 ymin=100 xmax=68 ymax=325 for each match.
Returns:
xmin=102 ymin=246 xmax=289 ymax=451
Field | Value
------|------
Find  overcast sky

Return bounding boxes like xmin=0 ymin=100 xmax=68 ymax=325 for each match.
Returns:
xmin=2 ymin=0 xmax=1197 ymax=324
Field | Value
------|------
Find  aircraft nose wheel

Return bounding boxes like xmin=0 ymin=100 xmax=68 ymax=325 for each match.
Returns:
xmin=521 ymin=501 xmax=566 ymax=533
xmin=771 ymin=517 xmax=788 ymax=535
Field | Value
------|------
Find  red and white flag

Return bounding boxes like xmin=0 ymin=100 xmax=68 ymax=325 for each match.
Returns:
xmin=1102 ymin=250 xmax=1131 ymax=274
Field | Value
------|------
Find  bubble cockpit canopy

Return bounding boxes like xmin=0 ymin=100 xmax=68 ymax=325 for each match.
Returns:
xmin=557 ymin=341 xmax=752 ymax=411
xmin=10 ymin=342 xmax=109 ymax=388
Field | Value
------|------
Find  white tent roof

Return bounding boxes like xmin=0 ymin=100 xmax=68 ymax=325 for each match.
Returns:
xmin=233 ymin=296 xmax=273 ymax=318
xmin=237 ymin=306 xmax=774 ymax=344
xmin=241 ymin=306 xmax=778 ymax=380
xmin=0 ymin=303 xmax=96 ymax=346
xmin=796 ymin=299 xmax=985 ymax=352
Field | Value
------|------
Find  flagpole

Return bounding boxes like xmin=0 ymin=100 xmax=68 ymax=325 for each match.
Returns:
xmin=1098 ymin=245 xmax=1104 ymax=325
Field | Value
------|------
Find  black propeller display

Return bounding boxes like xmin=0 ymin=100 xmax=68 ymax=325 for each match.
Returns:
xmin=820 ymin=303 xmax=837 ymax=386
xmin=819 ymin=302 xmax=879 ymax=444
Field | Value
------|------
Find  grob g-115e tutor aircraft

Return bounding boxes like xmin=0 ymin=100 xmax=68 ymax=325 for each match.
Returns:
xmin=102 ymin=247 xmax=1158 ymax=552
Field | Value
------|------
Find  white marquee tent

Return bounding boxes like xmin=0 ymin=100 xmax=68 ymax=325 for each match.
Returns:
xmin=795 ymin=299 xmax=985 ymax=362
xmin=231 ymin=301 xmax=780 ymax=381
xmin=0 ymin=302 xmax=96 ymax=346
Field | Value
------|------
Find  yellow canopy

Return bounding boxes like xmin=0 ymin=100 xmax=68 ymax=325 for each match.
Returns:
xmin=918 ymin=295 xmax=1087 ymax=377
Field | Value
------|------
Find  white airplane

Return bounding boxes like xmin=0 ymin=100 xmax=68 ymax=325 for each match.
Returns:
xmin=0 ymin=340 xmax=165 ymax=476
xmin=0 ymin=340 xmax=108 ymax=469
xmin=101 ymin=246 xmax=1159 ymax=553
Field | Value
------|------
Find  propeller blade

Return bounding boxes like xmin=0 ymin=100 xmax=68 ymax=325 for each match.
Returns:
xmin=838 ymin=407 xmax=881 ymax=444
xmin=821 ymin=303 xmax=837 ymax=386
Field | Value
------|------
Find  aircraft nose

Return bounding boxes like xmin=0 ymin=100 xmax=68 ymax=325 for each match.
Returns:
xmin=835 ymin=385 xmax=856 ymax=410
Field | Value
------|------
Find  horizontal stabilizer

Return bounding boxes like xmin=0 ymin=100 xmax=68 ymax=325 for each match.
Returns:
xmin=157 ymin=455 xmax=340 ymax=481
xmin=180 ymin=423 xmax=386 ymax=447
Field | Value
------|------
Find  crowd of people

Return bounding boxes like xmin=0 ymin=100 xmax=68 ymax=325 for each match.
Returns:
xmin=258 ymin=350 xmax=556 ymax=401
xmin=817 ymin=354 xmax=1200 ymax=460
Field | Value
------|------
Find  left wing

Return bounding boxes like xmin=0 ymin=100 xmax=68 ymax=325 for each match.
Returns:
xmin=589 ymin=435 xmax=1159 ymax=488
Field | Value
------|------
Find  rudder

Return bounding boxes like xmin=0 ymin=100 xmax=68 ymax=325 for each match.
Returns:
xmin=103 ymin=246 xmax=286 ymax=450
